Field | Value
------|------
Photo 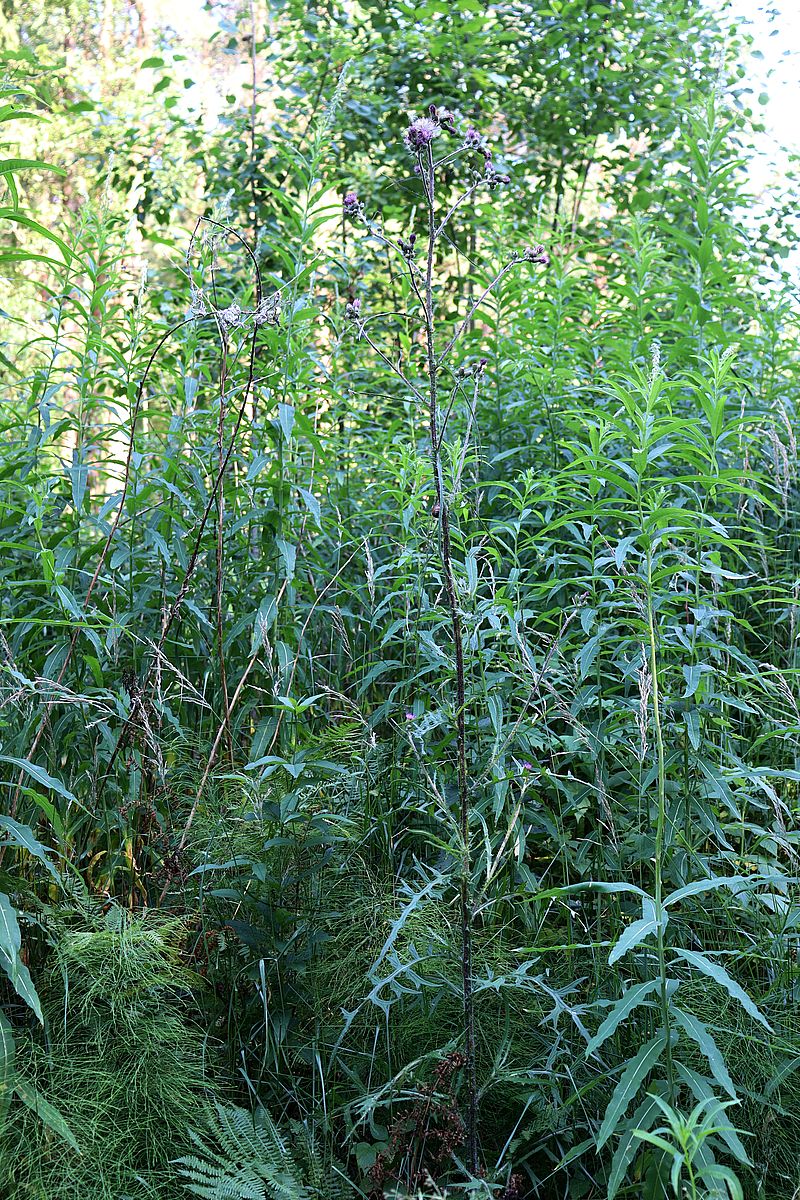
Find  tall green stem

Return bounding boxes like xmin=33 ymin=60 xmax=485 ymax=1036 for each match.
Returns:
xmin=422 ymin=144 xmax=478 ymax=1172
xmin=645 ymin=545 xmax=675 ymax=1094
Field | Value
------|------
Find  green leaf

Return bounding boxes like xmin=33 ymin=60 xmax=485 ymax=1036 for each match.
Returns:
xmin=697 ymin=761 xmax=741 ymax=820
xmin=597 ymin=1033 xmax=667 ymax=1150
xmin=683 ymin=708 xmax=700 ymax=750
xmin=533 ymin=881 xmax=651 ymax=903
xmin=579 ymin=632 xmax=603 ymax=679
xmin=465 ymin=550 xmax=478 ymax=594
xmin=682 ymin=663 xmax=708 ymax=697
xmin=629 ymin=1128 xmax=678 ymax=1158
xmin=699 ymin=1165 xmax=744 ymax=1200
xmin=672 ymin=948 xmax=771 ymax=1030
xmin=0 ymin=209 xmax=72 ymax=260
xmin=0 ymin=158 xmax=65 ymax=177
xmin=275 ymin=537 xmax=296 ymax=581
xmin=0 ymin=816 xmax=60 ymax=881
xmin=0 ymin=756 xmax=79 ymax=808
xmin=609 ymin=909 xmax=667 ymax=966
xmin=664 ymin=876 xmax=748 ymax=907
xmin=0 ymin=1011 xmax=14 ymax=1131
xmin=675 ymin=1063 xmax=750 ymax=1165
xmin=672 ymin=1006 xmax=737 ymax=1098
xmin=69 ymin=449 xmax=87 ymax=512
xmin=278 ymin=402 xmax=295 ymax=440
xmin=252 ymin=594 xmax=277 ymax=651
xmin=608 ymin=1088 xmax=666 ymax=1200
xmin=586 ymin=978 xmax=674 ymax=1058
xmin=14 ymin=1078 xmax=81 ymax=1153
xmin=0 ymin=894 xmax=42 ymax=1022
xmin=765 ymin=1054 xmax=800 ymax=1099
xmin=613 ymin=535 xmax=638 ymax=567
xmin=297 ymin=486 xmax=320 ymax=526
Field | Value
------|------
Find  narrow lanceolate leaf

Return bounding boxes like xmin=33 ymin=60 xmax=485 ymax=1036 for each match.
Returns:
xmin=699 ymin=1165 xmax=744 ymax=1200
xmin=0 ymin=1011 xmax=14 ymax=1131
xmin=672 ymin=1006 xmax=737 ymax=1099
xmin=14 ymin=1079 xmax=81 ymax=1153
xmin=0 ymin=894 xmax=43 ymax=1022
xmin=0 ymin=209 xmax=72 ymax=259
xmin=608 ymin=912 xmax=666 ymax=966
xmin=534 ymin=881 xmax=651 ymax=903
xmin=607 ymin=1088 xmax=666 ymax=1200
xmin=0 ymin=816 xmax=60 ymax=881
xmin=597 ymin=1033 xmax=667 ymax=1151
xmin=663 ymin=875 xmax=748 ymax=907
xmin=586 ymin=978 xmax=675 ymax=1059
xmin=672 ymin=948 xmax=771 ymax=1030
xmin=683 ymin=708 xmax=700 ymax=750
xmin=765 ymin=1054 xmax=800 ymax=1099
xmin=0 ymin=756 xmax=79 ymax=807
xmin=675 ymin=1063 xmax=751 ymax=1166
xmin=0 ymin=158 xmax=66 ymax=176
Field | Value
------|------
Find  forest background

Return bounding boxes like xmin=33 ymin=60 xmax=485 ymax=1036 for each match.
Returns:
xmin=2 ymin=1 xmax=800 ymax=1198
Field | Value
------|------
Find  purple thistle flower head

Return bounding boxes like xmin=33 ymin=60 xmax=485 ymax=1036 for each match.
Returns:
xmin=523 ymin=244 xmax=550 ymax=266
xmin=404 ymin=116 xmax=440 ymax=154
xmin=464 ymin=126 xmax=481 ymax=149
xmin=343 ymin=190 xmax=362 ymax=219
xmin=405 ymin=711 xmax=415 ymax=721
xmin=345 ymin=297 xmax=361 ymax=321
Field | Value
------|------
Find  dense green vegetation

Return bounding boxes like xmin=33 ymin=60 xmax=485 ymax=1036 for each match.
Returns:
xmin=2 ymin=2 xmax=800 ymax=1197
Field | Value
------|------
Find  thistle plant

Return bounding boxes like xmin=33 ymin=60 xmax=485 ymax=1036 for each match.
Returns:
xmin=6 ymin=17 xmax=800 ymax=1200
xmin=343 ymin=103 xmax=549 ymax=1174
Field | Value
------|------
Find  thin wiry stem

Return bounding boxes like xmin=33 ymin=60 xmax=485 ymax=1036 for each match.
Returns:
xmin=358 ymin=328 xmax=427 ymax=407
xmin=438 ymin=260 xmax=521 ymax=366
xmin=360 ymin=216 xmax=429 ymax=319
xmin=434 ymin=180 xmax=482 ymax=243
xmin=452 ymin=376 xmax=482 ymax=493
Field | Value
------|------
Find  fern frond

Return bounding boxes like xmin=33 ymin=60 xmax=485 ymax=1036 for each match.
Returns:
xmin=176 ymin=1102 xmax=310 ymax=1200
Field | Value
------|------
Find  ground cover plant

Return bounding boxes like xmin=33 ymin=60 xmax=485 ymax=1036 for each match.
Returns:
xmin=2 ymin=1 xmax=800 ymax=1197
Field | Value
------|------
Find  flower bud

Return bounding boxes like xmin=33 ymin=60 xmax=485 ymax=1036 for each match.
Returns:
xmin=523 ymin=244 xmax=550 ymax=266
